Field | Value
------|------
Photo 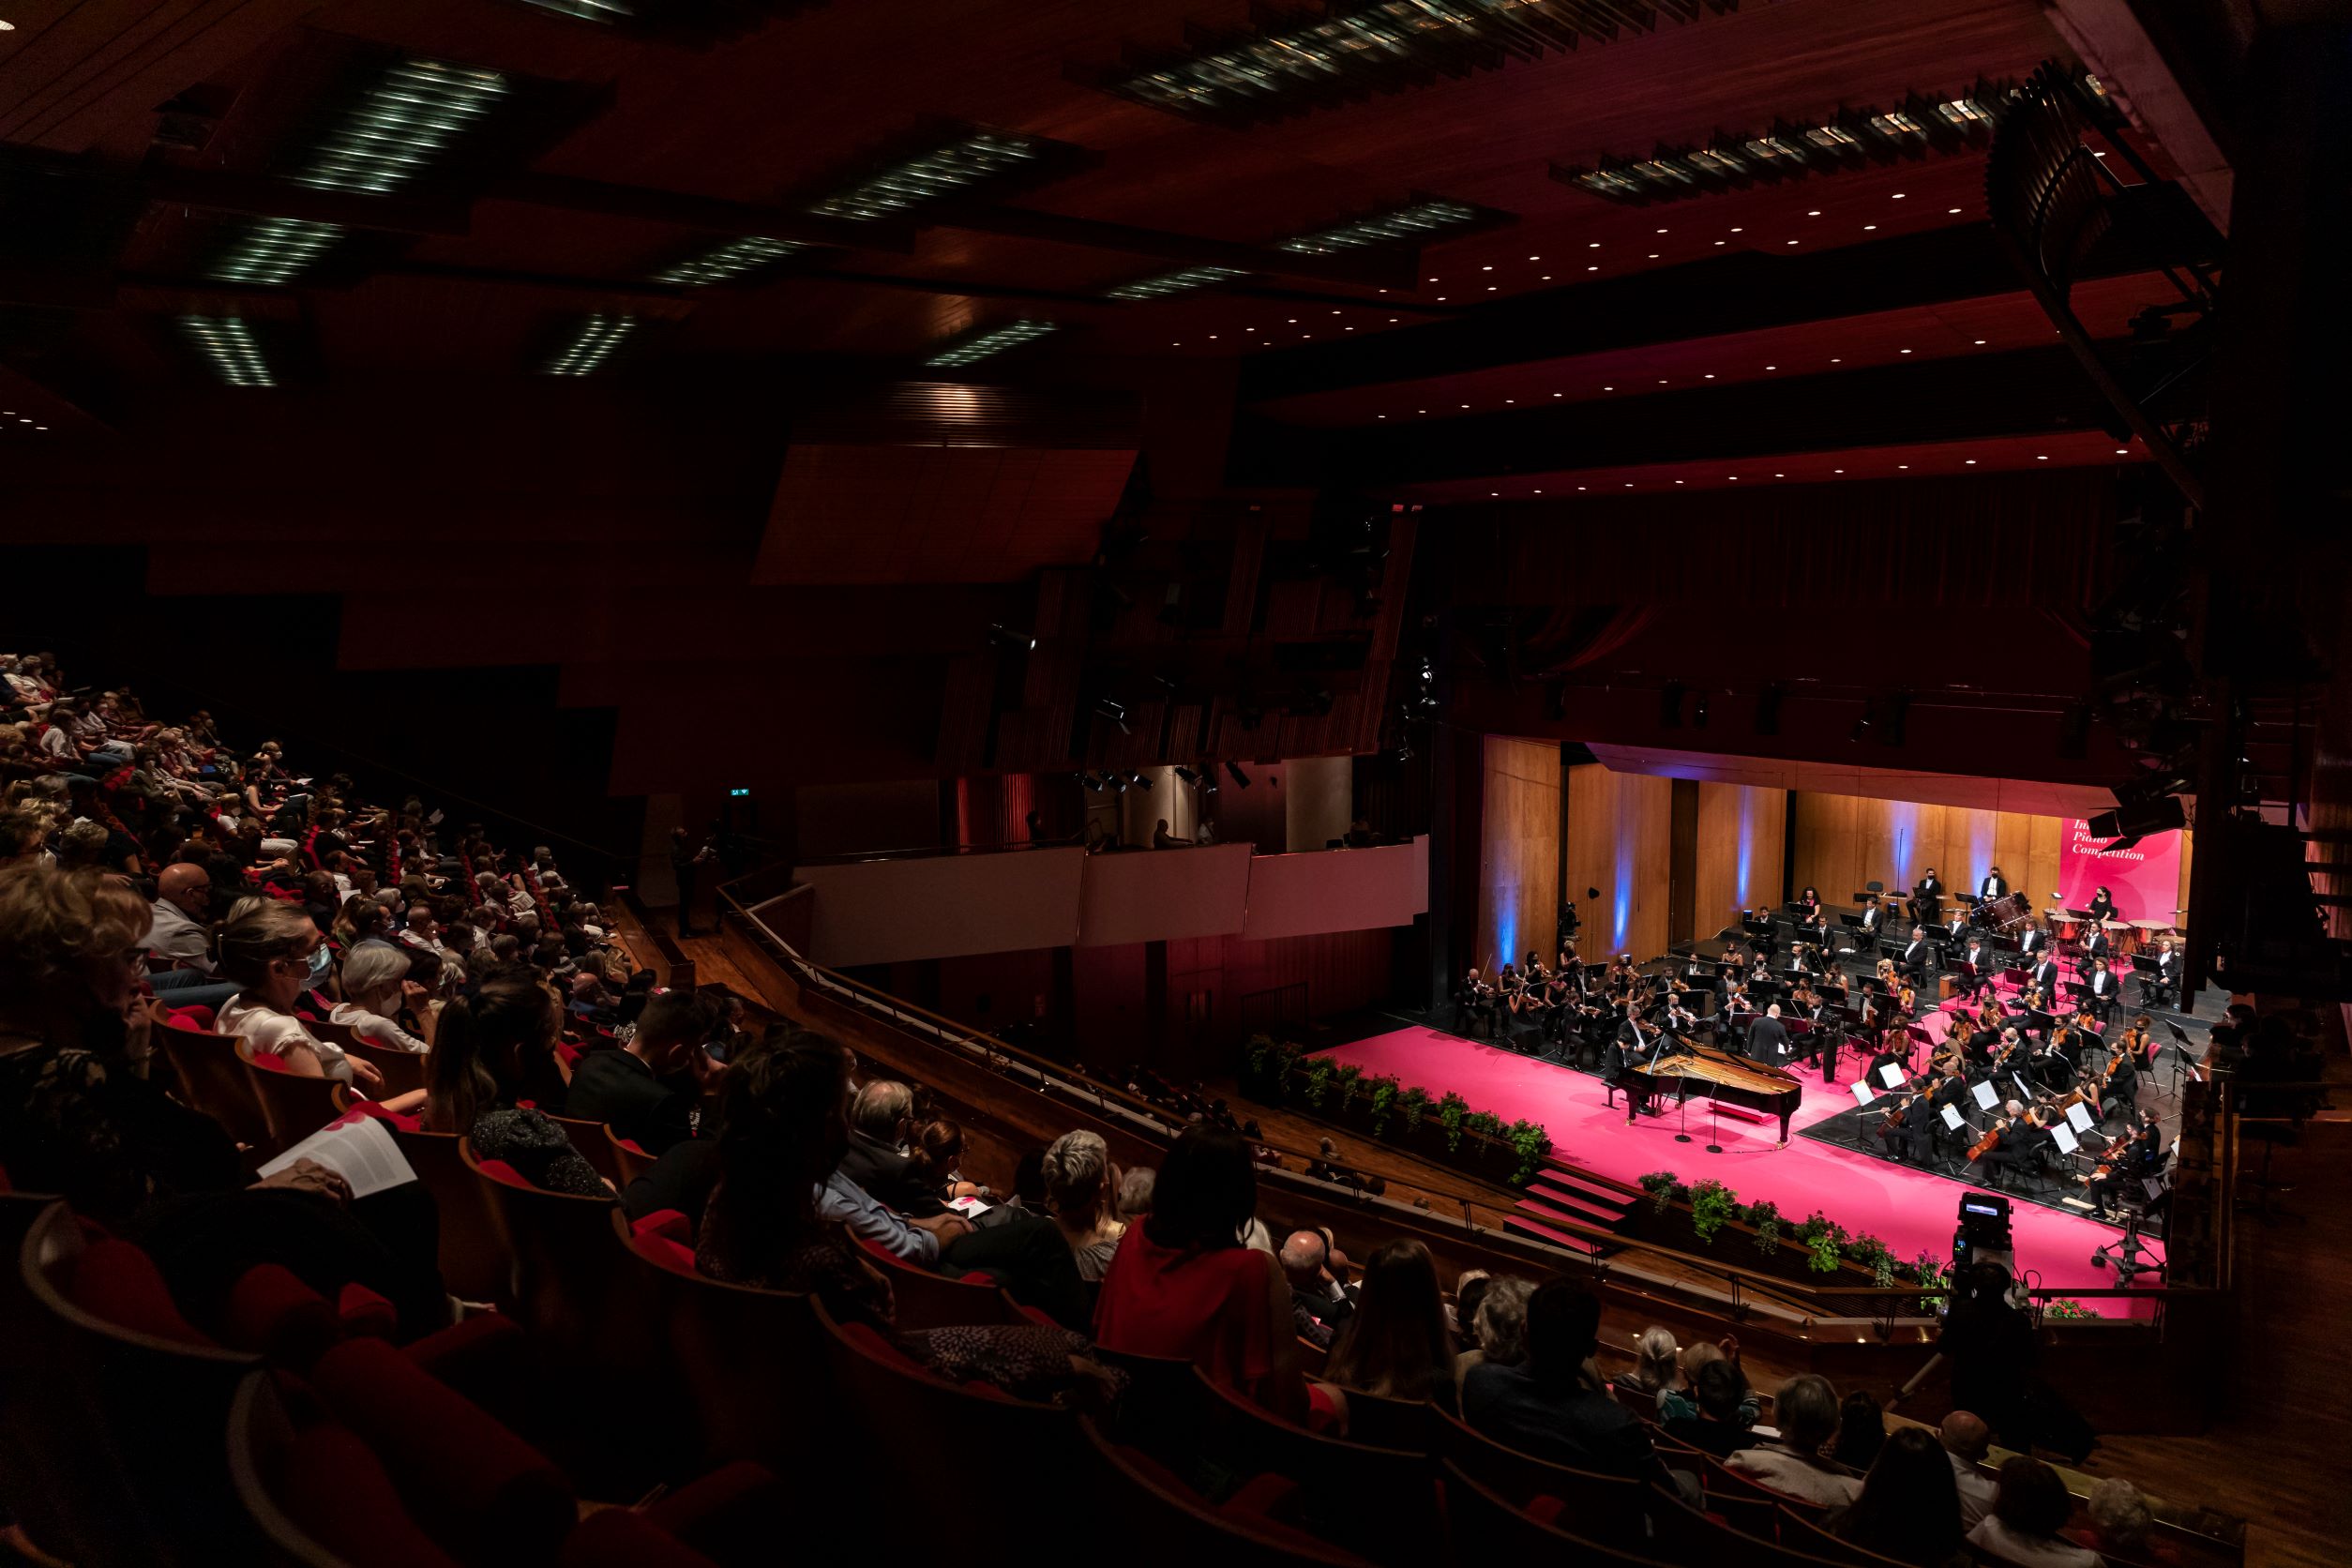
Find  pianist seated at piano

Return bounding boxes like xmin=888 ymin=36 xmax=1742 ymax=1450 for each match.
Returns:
xmin=1624 ymin=1034 xmax=1804 ymax=1143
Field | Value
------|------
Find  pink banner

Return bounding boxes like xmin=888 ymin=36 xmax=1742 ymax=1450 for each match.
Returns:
xmin=2057 ymin=822 xmax=2183 ymax=924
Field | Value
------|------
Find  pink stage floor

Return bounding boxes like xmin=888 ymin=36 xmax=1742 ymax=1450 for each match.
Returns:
xmin=1318 ymin=1025 xmax=2161 ymax=1312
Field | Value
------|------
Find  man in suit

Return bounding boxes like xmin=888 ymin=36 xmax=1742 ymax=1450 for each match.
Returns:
xmin=2029 ymin=1037 xmax=2077 ymax=1093
xmin=2099 ymin=1040 xmax=2142 ymax=1123
xmin=2029 ymin=952 xmax=2061 ymax=997
xmin=2083 ymin=922 xmax=2115 ymax=966
xmin=1978 ymin=867 xmax=2009 ymax=901
xmin=1893 ymin=1091 xmax=1938 ymax=1164
xmin=1957 ymin=937 xmax=1995 ymax=999
xmin=1746 ymin=1003 xmax=1793 ymax=1068
xmin=1909 ymin=867 xmax=1945 ymax=926
xmin=1902 ymin=925 xmax=1935 ymax=981
xmin=1858 ymin=895 xmax=1884 ymax=940
xmin=1942 ymin=908 xmax=1970 ymax=947
xmin=2087 ymin=957 xmax=2120 ymax=1023
xmin=2143 ymin=938 xmax=2182 ymax=1010
xmin=2017 ymin=922 xmax=2048 ymax=961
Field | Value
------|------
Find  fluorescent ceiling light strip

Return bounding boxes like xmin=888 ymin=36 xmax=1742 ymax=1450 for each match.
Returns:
xmin=807 ymin=132 xmax=1040 ymax=222
xmin=179 ymin=317 xmax=276 ymax=386
xmin=1104 ymin=264 xmax=1244 ymax=301
xmin=1276 ymin=199 xmax=1479 ymax=255
xmin=924 ymin=319 xmax=1056 ymax=368
xmin=545 ymin=313 xmax=638 ymax=375
xmin=653 ymin=235 xmax=806 ymax=286
xmin=518 ymin=0 xmax=636 ymax=18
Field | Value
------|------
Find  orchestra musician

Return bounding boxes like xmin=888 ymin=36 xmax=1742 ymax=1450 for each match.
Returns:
xmin=1458 ymin=967 xmax=1500 ymax=1037
xmin=1798 ymin=885 xmax=1822 ymax=917
xmin=2082 ymin=1117 xmax=2163 ymax=1221
xmin=1900 ymin=925 xmax=1934 ymax=982
xmin=2083 ymin=921 xmax=2115 ymax=966
xmin=1892 ymin=1088 xmax=1938 ymax=1163
xmin=1977 ymin=866 xmax=2009 ymax=901
xmin=2143 ymin=937 xmax=2182 ymax=1010
xmin=1956 ymin=936 xmax=1995 ymax=998
xmin=2117 ymin=1015 xmax=2154 ymax=1073
xmin=2097 ymin=1037 xmax=2142 ymax=1123
xmin=1895 ymin=977 xmax=1919 ymax=1021
xmin=2087 ymin=957 xmax=2120 ymax=1024
xmin=1908 ymin=867 xmax=1946 ymax=926
xmin=1797 ymin=904 xmax=1830 ymax=945
xmin=2086 ymin=885 xmax=2118 ymax=925
xmin=2017 ymin=921 xmax=2049 ymax=962
xmin=1858 ymin=894 xmax=1885 ymax=941
xmin=1941 ymin=906 xmax=1970 ymax=947
xmin=2028 ymin=950 xmax=2060 ymax=998
xmin=2028 ymin=1033 xmax=2077 ymax=1093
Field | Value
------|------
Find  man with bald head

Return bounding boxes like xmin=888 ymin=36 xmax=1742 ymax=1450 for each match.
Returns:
xmin=1940 ymin=1410 xmax=1998 ymax=1529
xmin=1280 ymin=1229 xmax=1353 ymax=1347
xmin=147 ymin=862 xmax=216 ymax=972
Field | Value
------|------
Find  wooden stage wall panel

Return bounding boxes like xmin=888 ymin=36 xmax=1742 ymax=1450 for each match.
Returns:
xmin=1692 ymin=783 xmax=1787 ymax=934
xmin=1565 ymin=762 xmax=1673 ymax=960
xmin=1477 ymin=735 xmax=1560 ymax=972
xmin=1790 ymin=793 xmax=2194 ymax=926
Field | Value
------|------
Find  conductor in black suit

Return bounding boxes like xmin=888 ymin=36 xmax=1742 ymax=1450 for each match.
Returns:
xmin=1746 ymin=1003 xmax=1793 ymax=1068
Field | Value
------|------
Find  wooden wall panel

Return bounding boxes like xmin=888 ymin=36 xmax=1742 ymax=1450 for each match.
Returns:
xmin=1792 ymin=794 xmax=2102 ymax=927
xmin=1564 ymin=763 xmax=1673 ymax=960
xmin=1476 ymin=736 xmax=1560 ymax=973
xmin=1693 ymin=783 xmax=1788 ymax=933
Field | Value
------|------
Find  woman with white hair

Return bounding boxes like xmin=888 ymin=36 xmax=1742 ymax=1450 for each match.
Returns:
xmin=1039 ymin=1129 xmax=1126 ymax=1282
xmin=331 ymin=941 xmax=435 ymax=1053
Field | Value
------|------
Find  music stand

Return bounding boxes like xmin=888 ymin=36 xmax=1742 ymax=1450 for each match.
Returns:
xmin=1849 ymin=1079 xmax=1879 ymax=1150
xmin=2160 ymin=1020 xmax=2194 ymax=1096
xmin=1704 ymin=1097 xmax=1724 ymax=1154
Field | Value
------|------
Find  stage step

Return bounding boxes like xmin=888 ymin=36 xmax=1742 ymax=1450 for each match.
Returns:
xmin=1502 ymin=1210 xmax=1605 ymax=1259
xmin=1525 ymin=1180 xmax=1627 ymax=1224
xmin=1536 ymin=1158 xmax=1642 ymax=1207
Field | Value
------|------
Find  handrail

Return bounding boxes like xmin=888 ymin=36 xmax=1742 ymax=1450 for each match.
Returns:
xmin=716 ymin=864 xmax=2239 ymax=1319
xmin=716 ymin=871 xmax=1928 ymax=1319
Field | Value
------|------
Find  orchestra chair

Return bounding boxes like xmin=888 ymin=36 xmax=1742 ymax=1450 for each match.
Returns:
xmin=1322 ymin=1383 xmax=1441 ymax=1452
xmin=1079 ymin=1417 xmax=1375 ymax=1567
xmin=16 ymin=1201 xmax=265 ymax=1565
xmin=377 ymin=1115 xmax=506 ymax=1305
xmin=150 ymin=1001 xmax=273 ymax=1161
xmin=1648 ymin=1479 xmax=1843 ymax=1568
xmin=1442 ymin=1460 xmax=1673 ymax=1565
xmin=1191 ymin=1364 xmax=1442 ymax=1563
xmin=849 ymin=1234 xmax=1017 ymax=1330
xmin=1090 ymin=1345 xmax=1210 ymax=1466
xmin=235 ymin=1039 xmax=343 ymax=1157
xmin=1432 ymin=1406 xmax=1647 ymax=1545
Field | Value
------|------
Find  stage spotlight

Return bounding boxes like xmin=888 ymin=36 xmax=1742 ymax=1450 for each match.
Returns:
xmin=1079 ymin=773 xmax=1104 ymax=792
xmin=1127 ymin=771 xmax=1152 ymax=790
xmin=1173 ymin=766 xmax=1201 ymax=785
xmin=1394 ymin=744 xmax=1413 ymax=762
xmin=1226 ymin=761 xmax=1251 ymax=790
xmin=1201 ymin=775 xmax=1220 ymax=795
xmin=1111 ymin=774 xmax=1129 ymax=793
xmin=1093 ymin=697 xmax=1126 ymax=722
xmin=988 ymin=623 xmax=1036 ymax=652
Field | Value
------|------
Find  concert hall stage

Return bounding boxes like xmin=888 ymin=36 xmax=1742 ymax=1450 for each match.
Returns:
xmin=1313 ymin=1025 xmax=2161 ymax=1307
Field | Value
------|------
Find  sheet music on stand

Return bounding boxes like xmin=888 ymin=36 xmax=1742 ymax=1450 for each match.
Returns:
xmin=1877 ymin=1063 xmax=1906 ymax=1089
xmin=2051 ymin=1123 xmax=2081 ymax=1155
xmin=1850 ymin=1080 xmax=1878 ymax=1108
xmin=1941 ymin=1104 xmax=1967 ymax=1131
xmin=2065 ymin=1102 xmax=2096 ymax=1134
xmin=1971 ymin=1080 xmax=2000 ymax=1111
xmin=2010 ymin=1071 xmax=2034 ymax=1104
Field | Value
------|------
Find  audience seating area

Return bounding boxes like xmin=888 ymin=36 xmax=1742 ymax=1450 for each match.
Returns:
xmin=0 ymin=656 xmax=2239 ymax=1566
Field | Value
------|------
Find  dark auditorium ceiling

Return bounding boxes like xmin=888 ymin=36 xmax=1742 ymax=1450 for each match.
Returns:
xmin=0 ymin=0 xmax=2241 ymax=815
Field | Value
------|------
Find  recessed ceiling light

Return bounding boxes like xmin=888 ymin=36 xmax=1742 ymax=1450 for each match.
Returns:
xmin=1896 ymin=463 xmax=1908 ymax=469
xmin=1587 ymin=265 xmax=1598 ymax=271
xmin=1656 ymin=228 xmax=1668 ymax=234
xmin=1833 ymin=468 xmax=1844 ymax=474
xmin=1703 ymin=373 xmax=1713 ymax=379
xmin=1949 ymin=206 xmax=1963 ymax=213
xmin=1973 ymin=339 xmax=1986 ymax=344
xmin=1577 ymin=485 xmax=1587 ymax=490
xmin=1533 ymin=488 xmax=1543 ymax=493
xmin=2036 ymin=455 xmax=2048 ymax=460
xmin=1589 ymin=242 xmax=1600 ymax=248
xmin=1715 ymin=240 xmax=1725 ymax=246
xmin=1552 ymin=391 xmax=1562 ymax=397
xmin=1729 ymin=227 xmax=1742 ymax=233
xmin=1728 ymin=475 xmax=1738 ymax=480
xmin=1624 ymin=483 xmax=1633 ymax=488
xmin=179 ymin=316 xmax=277 ymax=386
xmin=1765 ymin=365 xmax=1776 ymax=370
xmin=1786 ymin=240 xmax=1798 ymax=245
xmin=2115 ymin=447 xmax=2129 ymax=454
xmin=1482 ymin=265 xmax=1492 ymax=270
xmin=1674 ymin=479 xmax=1683 ymax=485
xmin=1773 ymin=473 xmax=1784 ymax=477
xmin=1807 ymin=210 xmax=1820 ymax=217
xmin=1830 ymin=356 xmax=1841 ymax=362
xmin=1648 ymin=253 xmax=1658 ymax=258
xmin=1965 ymin=459 xmax=1976 ymax=464
xmin=1892 ymin=192 xmax=1906 ymax=199
xmin=1603 ymin=385 xmax=1612 ymax=390
xmin=1899 ymin=348 xmax=1911 ymax=354
xmin=1862 ymin=224 xmax=1877 ymax=230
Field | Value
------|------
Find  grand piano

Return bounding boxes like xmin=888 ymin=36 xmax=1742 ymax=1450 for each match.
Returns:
xmin=1626 ymin=1036 xmax=1806 ymax=1144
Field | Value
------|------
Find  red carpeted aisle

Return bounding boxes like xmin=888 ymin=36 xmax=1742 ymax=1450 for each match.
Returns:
xmin=1316 ymin=1025 xmax=2160 ymax=1312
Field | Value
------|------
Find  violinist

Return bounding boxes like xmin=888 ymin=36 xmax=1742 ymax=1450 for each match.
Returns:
xmin=1895 ymin=977 xmax=1919 ymax=1021
xmin=2098 ymin=1037 xmax=2142 ymax=1123
xmin=2117 ymin=1015 xmax=2153 ymax=1073
xmin=1662 ymin=990 xmax=1700 ymax=1036
xmin=2083 ymin=1118 xmax=2162 ymax=1221
xmin=1874 ymin=955 xmax=1898 ymax=990
xmin=1606 ymin=952 xmax=1638 ymax=996
xmin=1459 ymin=967 xmax=1500 ymax=1037
xmin=1986 ymin=1026 xmax=2028 ymax=1081
xmin=1936 ymin=1019 xmax=1973 ymax=1078
xmin=2028 ymin=1033 xmax=2077 ymax=1093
